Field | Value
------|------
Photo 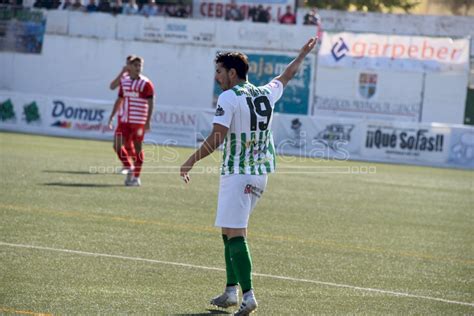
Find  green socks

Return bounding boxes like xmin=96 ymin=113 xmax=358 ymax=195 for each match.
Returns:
xmin=222 ymin=235 xmax=238 ymax=286
xmin=228 ymin=236 xmax=253 ymax=292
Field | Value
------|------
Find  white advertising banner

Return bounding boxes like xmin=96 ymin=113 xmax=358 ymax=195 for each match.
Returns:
xmin=140 ymin=17 xmax=216 ymax=45
xmin=272 ymin=113 xmax=474 ymax=169
xmin=361 ymin=122 xmax=450 ymax=164
xmin=0 ymin=92 xmax=114 ymax=140
xmin=46 ymin=97 xmax=113 ymax=139
xmin=318 ymin=32 xmax=470 ymax=72
xmin=0 ymin=91 xmax=213 ymax=148
xmin=193 ymin=0 xmax=296 ymax=22
xmin=447 ymin=128 xmax=474 ymax=169
xmin=145 ymin=105 xmax=203 ymax=148
xmin=0 ymin=92 xmax=47 ymax=134
xmin=313 ymin=68 xmax=423 ymax=121
xmin=1 ymin=91 xmax=473 ymax=170
xmin=273 ymin=114 xmax=364 ymax=160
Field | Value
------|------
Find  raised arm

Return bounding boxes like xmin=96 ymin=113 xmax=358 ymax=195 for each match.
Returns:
xmin=275 ymin=37 xmax=318 ymax=87
xmin=109 ymin=66 xmax=128 ymax=90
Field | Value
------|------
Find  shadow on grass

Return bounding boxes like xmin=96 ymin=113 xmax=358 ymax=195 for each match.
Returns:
xmin=172 ymin=310 xmax=232 ymax=316
xmin=42 ymin=182 xmax=123 ymax=188
xmin=43 ymin=170 xmax=104 ymax=175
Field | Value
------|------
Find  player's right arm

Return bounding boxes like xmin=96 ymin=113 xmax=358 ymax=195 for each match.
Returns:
xmin=108 ymin=97 xmax=123 ymax=129
xmin=109 ymin=66 xmax=128 ymax=90
xmin=180 ymin=123 xmax=228 ymax=182
xmin=179 ymin=91 xmax=235 ymax=183
xmin=274 ymin=37 xmax=318 ymax=88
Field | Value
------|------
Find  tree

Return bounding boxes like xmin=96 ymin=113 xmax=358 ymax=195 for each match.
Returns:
xmin=304 ymin=0 xmax=419 ymax=13
xmin=443 ymin=0 xmax=472 ymax=16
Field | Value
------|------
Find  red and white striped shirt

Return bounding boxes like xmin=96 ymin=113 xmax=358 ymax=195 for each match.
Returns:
xmin=119 ymin=75 xmax=154 ymax=125
xmin=117 ymin=74 xmax=129 ymax=122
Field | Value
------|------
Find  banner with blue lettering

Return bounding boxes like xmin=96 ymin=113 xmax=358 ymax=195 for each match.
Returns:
xmin=1 ymin=91 xmax=472 ymax=170
xmin=213 ymin=52 xmax=312 ymax=115
xmin=0 ymin=92 xmax=114 ymax=140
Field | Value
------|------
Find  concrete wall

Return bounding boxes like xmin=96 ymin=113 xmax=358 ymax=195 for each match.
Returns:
xmin=1 ymin=11 xmax=316 ymax=107
xmin=1 ymin=10 xmax=472 ymax=124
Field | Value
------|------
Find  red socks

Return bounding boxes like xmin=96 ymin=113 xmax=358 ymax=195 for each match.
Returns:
xmin=117 ymin=147 xmax=133 ymax=169
xmin=134 ymin=150 xmax=144 ymax=178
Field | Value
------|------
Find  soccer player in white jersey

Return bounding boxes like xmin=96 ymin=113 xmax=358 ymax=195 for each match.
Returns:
xmin=180 ymin=37 xmax=318 ymax=315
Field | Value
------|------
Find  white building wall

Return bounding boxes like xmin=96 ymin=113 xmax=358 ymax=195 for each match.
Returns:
xmin=1 ymin=10 xmax=472 ymax=123
xmin=422 ymin=71 xmax=470 ymax=123
xmin=3 ymin=33 xmax=217 ymax=109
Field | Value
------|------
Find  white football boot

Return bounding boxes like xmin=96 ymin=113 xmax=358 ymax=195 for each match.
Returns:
xmin=119 ymin=167 xmax=130 ymax=175
xmin=210 ymin=286 xmax=238 ymax=308
xmin=234 ymin=291 xmax=257 ymax=315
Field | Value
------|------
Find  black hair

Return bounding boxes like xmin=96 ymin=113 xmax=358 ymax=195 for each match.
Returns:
xmin=129 ymin=56 xmax=144 ymax=64
xmin=215 ymin=52 xmax=249 ymax=80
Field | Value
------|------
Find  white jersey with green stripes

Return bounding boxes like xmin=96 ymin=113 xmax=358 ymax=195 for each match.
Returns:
xmin=213 ymin=79 xmax=284 ymax=175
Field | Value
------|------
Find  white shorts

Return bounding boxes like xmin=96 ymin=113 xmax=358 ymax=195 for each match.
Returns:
xmin=215 ymin=174 xmax=268 ymax=229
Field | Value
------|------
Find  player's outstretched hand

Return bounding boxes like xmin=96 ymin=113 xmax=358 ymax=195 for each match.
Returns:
xmin=180 ymin=159 xmax=193 ymax=184
xmin=301 ymin=37 xmax=318 ymax=56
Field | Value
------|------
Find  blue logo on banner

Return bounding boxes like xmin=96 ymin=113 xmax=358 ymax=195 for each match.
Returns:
xmin=331 ymin=37 xmax=349 ymax=62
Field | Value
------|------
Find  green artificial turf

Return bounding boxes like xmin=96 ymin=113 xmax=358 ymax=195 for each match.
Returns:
xmin=0 ymin=132 xmax=472 ymax=315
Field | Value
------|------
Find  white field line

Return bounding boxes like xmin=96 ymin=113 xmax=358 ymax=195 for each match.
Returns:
xmin=1 ymin=241 xmax=472 ymax=308
xmin=89 ymin=165 xmax=377 ymax=175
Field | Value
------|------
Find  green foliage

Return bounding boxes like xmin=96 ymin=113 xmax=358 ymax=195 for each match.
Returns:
xmin=444 ymin=0 xmax=472 ymax=15
xmin=23 ymin=102 xmax=41 ymax=123
xmin=0 ymin=99 xmax=16 ymax=121
xmin=305 ymin=0 xmax=419 ymax=12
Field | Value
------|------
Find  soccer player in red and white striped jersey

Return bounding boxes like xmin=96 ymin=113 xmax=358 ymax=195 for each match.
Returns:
xmin=108 ymin=56 xmax=136 ymax=175
xmin=109 ymin=55 xmax=155 ymax=186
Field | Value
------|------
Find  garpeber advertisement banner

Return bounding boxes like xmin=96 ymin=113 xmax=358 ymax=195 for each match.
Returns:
xmin=318 ymin=32 xmax=470 ymax=72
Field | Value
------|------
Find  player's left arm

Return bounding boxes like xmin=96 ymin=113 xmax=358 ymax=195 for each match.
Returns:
xmin=144 ymin=81 xmax=155 ymax=131
xmin=145 ymin=96 xmax=154 ymax=131
xmin=108 ymin=97 xmax=123 ymax=129
xmin=275 ymin=37 xmax=318 ymax=88
xmin=180 ymin=123 xmax=228 ymax=183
